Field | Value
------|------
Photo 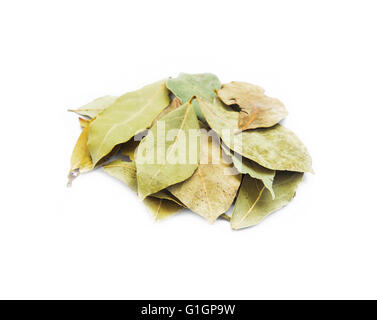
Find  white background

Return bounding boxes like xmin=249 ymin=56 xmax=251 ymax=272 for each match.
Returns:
xmin=0 ymin=0 xmax=376 ymax=300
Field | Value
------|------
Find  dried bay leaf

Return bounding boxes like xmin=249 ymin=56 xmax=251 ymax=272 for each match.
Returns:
xmin=217 ymin=82 xmax=288 ymax=131
xmin=237 ymin=125 xmax=313 ymax=173
xmin=69 ymin=116 xmax=121 ymax=186
xmin=197 ymin=97 xmax=313 ymax=173
xmin=88 ymin=80 xmax=170 ymax=165
xmin=221 ymin=144 xmax=275 ymax=199
xmin=104 ymin=160 xmax=182 ymax=220
xmin=166 ymin=73 xmax=221 ymax=121
xmin=231 ymin=171 xmax=303 ymax=229
xmin=135 ymin=101 xmax=200 ymax=199
xmin=169 ymin=131 xmax=241 ymax=223
xmin=68 ymin=125 xmax=93 ymax=186
xmin=69 ymin=95 xmax=118 ymax=118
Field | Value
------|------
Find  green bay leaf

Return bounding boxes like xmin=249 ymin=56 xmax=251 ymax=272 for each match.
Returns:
xmin=197 ymin=97 xmax=313 ymax=173
xmin=135 ymin=101 xmax=200 ymax=199
xmin=88 ymin=80 xmax=170 ymax=165
xmin=169 ymin=130 xmax=241 ymax=223
xmin=166 ymin=73 xmax=221 ymax=121
xmin=231 ymin=171 xmax=303 ymax=230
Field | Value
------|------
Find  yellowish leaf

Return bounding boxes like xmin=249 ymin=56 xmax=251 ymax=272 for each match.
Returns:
xmin=68 ymin=126 xmax=93 ymax=186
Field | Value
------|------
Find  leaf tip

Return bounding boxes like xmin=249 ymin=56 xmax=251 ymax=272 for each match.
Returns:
xmin=230 ymin=223 xmax=239 ymax=230
xmin=67 ymin=169 xmax=80 ymax=187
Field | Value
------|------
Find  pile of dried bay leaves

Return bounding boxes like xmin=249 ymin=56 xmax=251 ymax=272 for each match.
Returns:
xmin=68 ymin=73 xmax=313 ymax=229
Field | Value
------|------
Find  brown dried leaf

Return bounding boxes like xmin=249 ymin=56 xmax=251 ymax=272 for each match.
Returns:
xmin=217 ymin=82 xmax=288 ymax=131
